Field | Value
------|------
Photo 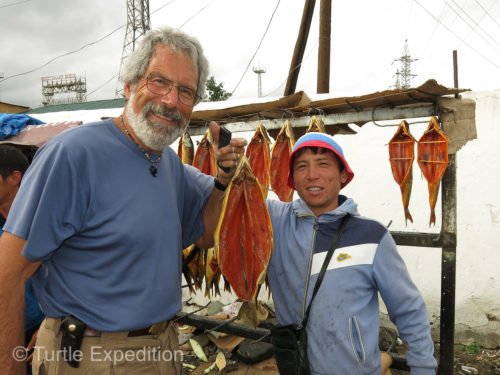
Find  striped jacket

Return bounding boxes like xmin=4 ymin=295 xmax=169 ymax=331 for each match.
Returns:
xmin=267 ymin=196 xmax=437 ymax=375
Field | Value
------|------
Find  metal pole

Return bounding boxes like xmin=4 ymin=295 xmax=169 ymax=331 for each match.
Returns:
xmin=453 ymin=51 xmax=459 ymax=99
xmin=284 ymin=0 xmax=316 ymax=96
xmin=317 ymin=0 xmax=331 ymax=93
xmin=437 ymin=50 xmax=459 ymax=374
xmin=438 ymin=153 xmax=457 ymax=374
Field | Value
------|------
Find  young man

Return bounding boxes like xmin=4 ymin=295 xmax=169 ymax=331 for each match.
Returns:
xmin=0 ymin=27 xmax=246 ymax=374
xmin=266 ymin=132 xmax=437 ymax=375
xmin=0 ymin=145 xmax=45 ymax=375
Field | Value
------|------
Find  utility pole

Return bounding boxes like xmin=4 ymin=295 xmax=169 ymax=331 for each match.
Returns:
xmin=284 ymin=0 xmax=316 ymax=96
xmin=393 ymin=39 xmax=417 ymax=89
xmin=115 ymin=0 xmax=151 ymax=97
xmin=317 ymin=0 xmax=331 ymax=93
xmin=253 ymin=66 xmax=266 ymax=97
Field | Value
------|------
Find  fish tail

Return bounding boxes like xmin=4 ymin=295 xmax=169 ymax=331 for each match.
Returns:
xmin=429 ymin=209 xmax=436 ymax=226
xmin=404 ymin=207 xmax=413 ymax=225
xmin=428 ymin=181 xmax=440 ymax=227
xmin=237 ymin=301 xmax=258 ymax=327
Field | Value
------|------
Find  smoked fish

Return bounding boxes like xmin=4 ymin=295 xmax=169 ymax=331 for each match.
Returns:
xmin=177 ymin=131 xmax=194 ymax=165
xmin=270 ymin=120 xmax=295 ymax=202
xmin=306 ymin=116 xmax=326 ymax=133
xmin=182 ymin=245 xmax=201 ymax=293
xmin=417 ymin=117 xmax=449 ymax=226
xmin=389 ymin=120 xmax=416 ymax=225
xmin=193 ymin=129 xmax=217 ymax=176
xmin=246 ymin=125 xmax=271 ymax=197
xmin=215 ymin=156 xmax=274 ymax=304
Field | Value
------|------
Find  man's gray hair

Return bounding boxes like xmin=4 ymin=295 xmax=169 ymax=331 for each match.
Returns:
xmin=120 ymin=27 xmax=209 ymax=100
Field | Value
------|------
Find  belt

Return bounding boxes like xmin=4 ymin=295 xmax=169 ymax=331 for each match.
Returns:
xmin=58 ymin=318 xmax=169 ymax=338
xmin=83 ymin=326 xmax=154 ymax=337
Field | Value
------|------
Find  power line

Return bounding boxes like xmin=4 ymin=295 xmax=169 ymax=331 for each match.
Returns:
xmin=443 ymin=0 xmax=500 ymax=51
xmin=0 ymin=1 xmax=178 ymax=88
xmin=230 ymin=0 xmax=280 ymax=95
xmin=179 ymin=0 xmax=216 ymax=29
xmin=421 ymin=2 xmax=450 ymax=56
xmin=262 ymin=38 xmax=319 ymax=97
xmin=0 ymin=24 xmax=126 ymax=84
xmin=413 ymin=0 xmax=500 ymax=71
xmin=473 ymin=0 xmax=500 ymax=29
xmin=0 ymin=0 xmax=30 ymax=9
xmin=86 ymin=74 xmax=119 ymax=98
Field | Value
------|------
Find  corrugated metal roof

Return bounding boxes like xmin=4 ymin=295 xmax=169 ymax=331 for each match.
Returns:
xmin=26 ymin=98 xmax=125 ymax=114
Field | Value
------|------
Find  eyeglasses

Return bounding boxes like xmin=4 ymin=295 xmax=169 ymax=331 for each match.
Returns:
xmin=145 ymin=75 xmax=201 ymax=106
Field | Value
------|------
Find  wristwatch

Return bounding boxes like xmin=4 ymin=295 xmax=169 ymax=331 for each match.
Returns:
xmin=214 ymin=177 xmax=228 ymax=191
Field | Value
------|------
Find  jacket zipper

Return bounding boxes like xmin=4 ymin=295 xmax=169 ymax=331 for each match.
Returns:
xmin=349 ymin=316 xmax=366 ymax=363
xmin=299 ymin=214 xmax=318 ymax=320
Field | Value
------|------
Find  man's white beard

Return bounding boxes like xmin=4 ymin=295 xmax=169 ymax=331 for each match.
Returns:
xmin=125 ymin=91 xmax=187 ymax=151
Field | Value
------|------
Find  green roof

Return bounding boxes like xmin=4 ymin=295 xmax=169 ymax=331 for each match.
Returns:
xmin=26 ymin=98 xmax=125 ymax=114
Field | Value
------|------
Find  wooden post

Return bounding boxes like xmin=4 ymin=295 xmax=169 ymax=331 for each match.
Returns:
xmin=317 ymin=0 xmax=331 ymax=93
xmin=284 ymin=0 xmax=316 ymax=96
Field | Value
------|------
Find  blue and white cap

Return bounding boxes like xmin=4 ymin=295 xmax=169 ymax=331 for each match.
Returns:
xmin=287 ymin=132 xmax=354 ymax=189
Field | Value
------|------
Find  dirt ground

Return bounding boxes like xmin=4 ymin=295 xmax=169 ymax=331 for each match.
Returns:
xmin=450 ymin=344 xmax=500 ymax=374
xmin=181 ymin=343 xmax=500 ymax=375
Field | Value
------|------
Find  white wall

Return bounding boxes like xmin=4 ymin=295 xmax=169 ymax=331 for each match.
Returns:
xmin=336 ymin=90 xmax=500 ymax=347
xmin=34 ymin=91 xmax=500 ymax=347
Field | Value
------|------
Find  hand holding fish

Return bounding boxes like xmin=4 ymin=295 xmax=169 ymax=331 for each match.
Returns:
xmin=210 ymin=121 xmax=247 ymax=185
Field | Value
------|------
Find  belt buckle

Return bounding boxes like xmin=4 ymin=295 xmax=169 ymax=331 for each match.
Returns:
xmin=149 ymin=321 xmax=168 ymax=337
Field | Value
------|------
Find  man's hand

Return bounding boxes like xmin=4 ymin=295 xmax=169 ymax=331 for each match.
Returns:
xmin=195 ymin=122 xmax=247 ymax=249
xmin=209 ymin=121 xmax=247 ymax=186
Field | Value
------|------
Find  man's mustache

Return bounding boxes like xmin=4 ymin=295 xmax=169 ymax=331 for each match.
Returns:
xmin=143 ymin=103 xmax=186 ymax=127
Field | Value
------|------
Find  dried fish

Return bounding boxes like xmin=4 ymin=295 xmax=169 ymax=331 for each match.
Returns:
xmin=193 ymin=129 xmax=217 ymax=176
xmin=177 ymin=131 xmax=194 ymax=165
xmin=389 ymin=120 xmax=416 ymax=225
xmin=270 ymin=120 xmax=295 ymax=202
xmin=306 ymin=116 xmax=326 ymax=133
xmin=246 ymin=125 xmax=271 ymax=197
xmin=417 ymin=117 xmax=449 ymax=226
xmin=215 ymin=156 xmax=273 ymax=309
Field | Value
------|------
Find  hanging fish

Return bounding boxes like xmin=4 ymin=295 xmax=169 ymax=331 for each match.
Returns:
xmin=388 ymin=120 xmax=416 ymax=225
xmin=417 ymin=117 xmax=449 ymax=226
xmin=182 ymin=245 xmax=201 ymax=293
xmin=193 ymin=129 xmax=217 ymax=176
xmin=306 ymin=116 xmax=326 ymax=133
xmin=215 ymin=156 xmax=273 ymax=324
xmin=177 ymin=131 xmax=194 ymax=165
xmin=270 ymin=120 xmax=295 ymax=202
xmin=246 ymin=125 xmax=271 ymax=197
xmin=204 ymin=247 xmax=220 ymax=297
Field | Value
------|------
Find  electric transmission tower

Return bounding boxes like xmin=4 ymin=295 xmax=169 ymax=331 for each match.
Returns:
xmin=115 ymin=0 xmax=151 ymax=97
xmin=253 ymin=66 xmax=266 ymax=97
xmin=393 ymin=39 xmax=417 ymax=89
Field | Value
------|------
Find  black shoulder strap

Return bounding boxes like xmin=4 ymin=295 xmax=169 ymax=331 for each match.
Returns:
xmin=302 ymin=214 xmax=350 ymax=327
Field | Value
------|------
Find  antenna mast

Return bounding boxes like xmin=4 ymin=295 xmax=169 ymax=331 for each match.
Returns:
xmin=115 ymin=0 xmax=151 ymax=97
xmin=253 ymin=66 xmax=266 ymax=97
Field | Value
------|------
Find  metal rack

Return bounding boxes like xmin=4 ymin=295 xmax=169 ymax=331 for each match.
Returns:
xmin=179 ymin=102 xmax=460 ymax=374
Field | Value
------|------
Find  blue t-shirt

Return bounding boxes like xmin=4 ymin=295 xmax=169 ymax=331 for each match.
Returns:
xmin=4 ymin=119 xmax=214 ymax=331
xmin=0 ymin=226 xmax=44 ymax=331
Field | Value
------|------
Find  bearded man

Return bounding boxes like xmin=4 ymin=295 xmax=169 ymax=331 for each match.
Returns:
xmin=0 ymin=27 xmax=246 ymax=375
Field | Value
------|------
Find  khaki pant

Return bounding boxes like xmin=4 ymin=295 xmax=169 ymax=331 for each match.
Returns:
xmin=32 ymin=318 xmax=181 ymax=375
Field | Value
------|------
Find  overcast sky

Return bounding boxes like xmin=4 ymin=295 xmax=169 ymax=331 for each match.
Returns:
xmin=0 ymin=0 xmax=499 ymax=109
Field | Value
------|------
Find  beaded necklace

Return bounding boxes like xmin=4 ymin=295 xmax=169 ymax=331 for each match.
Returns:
xmin=119 ymin=116 xmax=162 ymax=177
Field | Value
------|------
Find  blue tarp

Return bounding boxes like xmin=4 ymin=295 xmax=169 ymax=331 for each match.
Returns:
xmin=0 ymin=114 xmax=45 ymax=141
